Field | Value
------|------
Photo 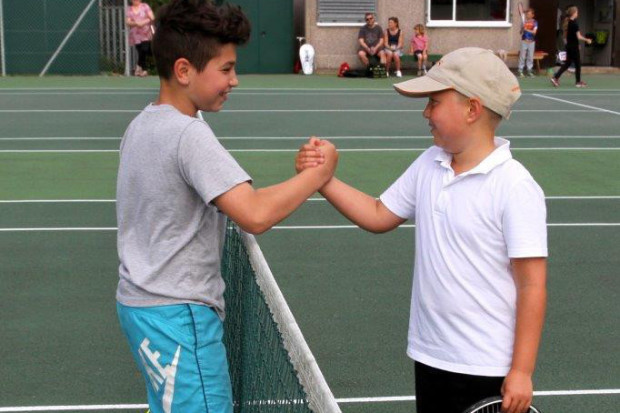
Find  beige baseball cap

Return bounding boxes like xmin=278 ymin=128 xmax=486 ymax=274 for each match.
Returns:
xmin=393 ymin=47 xmax=521 ymax=119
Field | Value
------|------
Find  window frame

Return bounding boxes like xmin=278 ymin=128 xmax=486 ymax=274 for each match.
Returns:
xmin=316 ymin=0 xmax=377 ymax=27
xmin=426 ymin=0 xmax=513 ymax=28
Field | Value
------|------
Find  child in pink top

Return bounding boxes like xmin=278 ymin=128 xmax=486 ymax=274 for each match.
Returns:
xmin=126 ymin=0 xmax=155 ymax=76
xmin=410 ymin=24 xmax=429 ymax=76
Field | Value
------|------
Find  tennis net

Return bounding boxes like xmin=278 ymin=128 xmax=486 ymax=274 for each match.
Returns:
xmin=221 ymin=222 xmax=341 ymax=413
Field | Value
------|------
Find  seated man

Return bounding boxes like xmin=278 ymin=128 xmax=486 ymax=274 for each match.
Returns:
xmin=358 ymin=12 xmax=385 ymax=67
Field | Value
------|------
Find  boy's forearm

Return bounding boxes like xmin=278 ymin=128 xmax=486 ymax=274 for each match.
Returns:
xmin=511 ymin=286 xmax=546 ymax=375
xmin=251 ymin=169 xmax=330 ymax=231
xmin=217 ymin=168 xmax=330 ymax=235
xmin=510 ymin=259 xmax=547 ymax=376
xmin=319 ymin=178 xmax=402 ymax=233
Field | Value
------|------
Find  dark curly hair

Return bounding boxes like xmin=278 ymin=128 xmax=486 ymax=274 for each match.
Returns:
xmin=152 ymin=0 xmax=251 ymax=79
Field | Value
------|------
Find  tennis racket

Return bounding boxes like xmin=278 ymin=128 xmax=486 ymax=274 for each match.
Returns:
xmin=462 ymin=396 xmax=542 ymax=413
xmin=518 ymin=2 xmax=526 ymax=25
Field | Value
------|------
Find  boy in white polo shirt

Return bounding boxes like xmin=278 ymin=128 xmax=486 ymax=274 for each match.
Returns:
xmin=296 ymin=47 xmax=547 ymax=413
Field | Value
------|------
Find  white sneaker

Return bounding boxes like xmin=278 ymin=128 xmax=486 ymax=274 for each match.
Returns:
xmin=423 ymin=67 xmax=428 ymax=75
xmin=395 ymin=70 xmax=402 ymax=78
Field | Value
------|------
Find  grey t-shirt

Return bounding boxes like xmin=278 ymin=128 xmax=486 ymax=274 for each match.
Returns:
xmin=358 ymin=23 xmax=383 ymax=49
xmin=116 ymin=104 xmax=251 ymax=319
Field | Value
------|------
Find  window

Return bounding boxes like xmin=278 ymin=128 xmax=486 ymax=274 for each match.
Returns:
xmin=317 ymin=0 xmax=377 ymax=26
xmin=428 ymin=0 xmax=511 ymax=27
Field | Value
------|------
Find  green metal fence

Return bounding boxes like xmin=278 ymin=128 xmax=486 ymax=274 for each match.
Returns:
xmin=0 ymin=0 xmax=130 ymax=76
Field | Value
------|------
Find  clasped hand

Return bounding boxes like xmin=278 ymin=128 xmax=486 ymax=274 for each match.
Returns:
xmin=295 ymin=136 xmax=338 ymax=179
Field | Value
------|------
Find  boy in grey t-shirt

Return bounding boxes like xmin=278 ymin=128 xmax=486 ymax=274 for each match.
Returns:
xmin=116 ymin=1 xmax=337 ymax=412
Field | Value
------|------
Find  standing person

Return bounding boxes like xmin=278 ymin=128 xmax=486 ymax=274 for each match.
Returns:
xmin=518 ymin=8 xmax=538 ymax=78
xmin=126 ymin=0 xmax=155 ymax=77
xmin=297 ymin=48 xmax=547 ymax=413
xmin=551 ymin=6 xmax=592 ymax=87
xmin=115 ymin=1 xmax=338 ymax=412
xmin=384 ymin=17 xmax=404 ymax=78
xmin=410 ymin=24 xmax=429 ymax=76
xmin=358 ymin=12 xmax=386 ymax=68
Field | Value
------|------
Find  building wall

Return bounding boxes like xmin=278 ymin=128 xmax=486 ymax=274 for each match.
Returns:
xmin=306 ymin=0 xmax=527 ymax=72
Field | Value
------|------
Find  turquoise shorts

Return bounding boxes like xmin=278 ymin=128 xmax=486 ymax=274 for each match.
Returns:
xmin=117 ymin=302 xmax=233 ymax=413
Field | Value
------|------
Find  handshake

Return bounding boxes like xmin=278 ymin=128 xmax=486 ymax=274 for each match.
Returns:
xmin=294 ymin=137 xmax=338 ymax=184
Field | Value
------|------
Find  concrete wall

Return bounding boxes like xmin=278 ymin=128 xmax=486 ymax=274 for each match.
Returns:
xmin=306 ymin=0 xmax=527 ymax=72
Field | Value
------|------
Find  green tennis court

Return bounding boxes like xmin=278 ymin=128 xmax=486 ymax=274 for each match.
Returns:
xmin=1 ymin=74 xmax=619 ymax=413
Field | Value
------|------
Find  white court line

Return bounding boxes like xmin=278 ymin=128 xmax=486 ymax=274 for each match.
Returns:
xmin=534 ymin=93 xmax=620 ymax=116
xmin=0 ymin=90 xmax=619 ymax=96
xmin=0 ymin=137 xmax=122 ymax=141
xmin=2 ymin=148 xmax=620 ymax=154
xmin=0 ymin=405 xmax=148 ymax=412
xmin=2 ymin=86 xmax=620 ymax=92
xmin=0 ymin=227 xmax=118 ymax=232
xmin=2 ymin=135 xmax=620 ymax=141
xmin=0 ymin=91 xmax=158 ymax=96
xmin=540 ymin=93 xmax=620 ymax=97
xmin=546 ymin=195 xmax=620 ymax=199
xmin=0 ymin=109 xmax=602 ymax=113
xmin=0 ymin=150 xmax=119 ymax=153
xmin=0 ymin=91 xmax=396 ymax=96
xmin=270 ymin=223 xmax=620 ymax=230
xmin=2 ymin=196 xmax=619 ymax=204
xmin=2 ymin=223 xmax=620 ymax=232
xmin=0 ymin=200 xmax=117 ymax=203
xmin=0 ymin=87 xmax=158 ymax=91
xmin=1 ymin=389 xmax=619 ymax=411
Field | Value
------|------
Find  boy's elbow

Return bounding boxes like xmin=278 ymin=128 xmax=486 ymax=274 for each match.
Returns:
xmin=237 ymin=219 xmax=271 ymax=235
xmin=364 ymin=225 xmax=391 ymax=234
xmin=236 ymin=213 xmax=273 ymax=235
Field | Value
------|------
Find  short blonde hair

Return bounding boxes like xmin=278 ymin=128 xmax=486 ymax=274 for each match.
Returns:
xmin=414 ymin=24 xmax=425 ymax=35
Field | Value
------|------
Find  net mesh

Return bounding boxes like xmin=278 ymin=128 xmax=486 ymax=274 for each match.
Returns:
xmin=221 ymin=222 xmax=341 ymax=413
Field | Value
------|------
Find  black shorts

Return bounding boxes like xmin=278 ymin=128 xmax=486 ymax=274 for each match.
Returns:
xmin=414 ymin=361 xmax=504 ymax=413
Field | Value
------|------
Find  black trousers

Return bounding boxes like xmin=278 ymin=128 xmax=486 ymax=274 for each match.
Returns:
xmin=554 ymin=45 xmax=581 ymax=83
xmin=415 ymin=362 xmax=504 ymax=413
xmin=135 ymin=41 xmax=152 ymax=69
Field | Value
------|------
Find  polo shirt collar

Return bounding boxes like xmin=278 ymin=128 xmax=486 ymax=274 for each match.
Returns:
xmin=434 ymin=137 xmax=512 ymax=175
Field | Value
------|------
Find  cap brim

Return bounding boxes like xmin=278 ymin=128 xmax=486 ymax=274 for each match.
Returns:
xmin=393 ymin=76 xmax=453 ymax=97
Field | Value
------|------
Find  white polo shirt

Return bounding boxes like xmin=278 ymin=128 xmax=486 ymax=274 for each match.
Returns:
xmin=380 ymin=138 xmax=547 ymax=376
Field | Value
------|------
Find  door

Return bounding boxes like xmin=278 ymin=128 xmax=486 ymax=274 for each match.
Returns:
xmin=226 ymin=0 xmax=294 ymax=73
xmin=529 ymin=0 xmax=560 ymax=68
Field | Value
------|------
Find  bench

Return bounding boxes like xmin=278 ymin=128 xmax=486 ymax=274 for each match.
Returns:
xmin=400 ymin=53 xmax=443 ymax=67
xmin=506 ymin=50 xmax=549 ymax=74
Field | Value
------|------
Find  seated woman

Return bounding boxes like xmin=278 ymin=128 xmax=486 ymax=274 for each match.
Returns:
xmin=384 ymin=17 xmax=404 ymax=78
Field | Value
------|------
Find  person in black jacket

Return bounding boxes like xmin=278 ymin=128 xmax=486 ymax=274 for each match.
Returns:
xmin=551 ymin=6 xmax=592 ymax=88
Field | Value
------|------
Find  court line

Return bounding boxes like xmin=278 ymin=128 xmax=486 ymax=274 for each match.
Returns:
xmin=271 ymin=223 xmax=620 ymax=229
xmin=0 ymin=109 xmax=601 ymax=113
xmin=1 ymin=389 xmax=619 ymax=411
xmin=0 ymin=228 xmax=119 ymax=232
xmin=2 ymin=223 xmax=620 ymax=232
xmin=0 ymin=91 xmax=158 ymax=96
xmin=2 ymin=196 xmax=618 ymax=204
xmin=1 ymin=86 xmax=620 ymax=92
xmin=0 ymin=405 xmax=148 ymax=412
xmin=1 ymin=135 xmax=620 ymax=141
xmin=539 ymin=93 xmax=620 ymax=97
xmin=2 ymin=148 xmax=620 ymax=154
xmin=0 ymin=137 xmax=122 ymax=141
xmin=1 ymin=90 xmax=619 ymax=96
xmin=533 ymin=93 xmax=620 ymax=116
